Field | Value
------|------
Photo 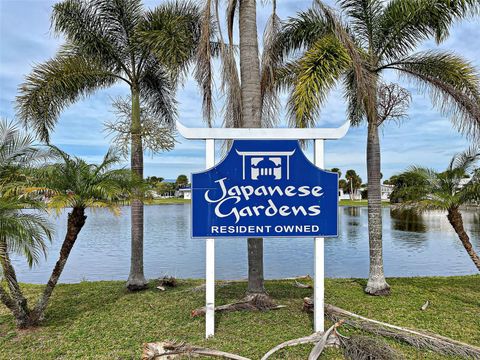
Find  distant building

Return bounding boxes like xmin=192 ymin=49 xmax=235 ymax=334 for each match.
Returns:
xmin=381 ymin=184 xmax=394 ymax=200
xmin=458 ymin=178 xmax=471 ymax=189
xmin=339 ymin=188 xmax=362 ymax=200
xmin=177 ymin=188 xmax=191 ymax=200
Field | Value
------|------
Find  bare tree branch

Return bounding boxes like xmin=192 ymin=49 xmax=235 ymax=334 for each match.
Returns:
xmin=377 ymin=82 xmax=411 ymax=125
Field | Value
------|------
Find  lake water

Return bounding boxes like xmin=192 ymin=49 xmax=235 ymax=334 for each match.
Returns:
xmin=11 ymin=205 xmax=480 ymax=284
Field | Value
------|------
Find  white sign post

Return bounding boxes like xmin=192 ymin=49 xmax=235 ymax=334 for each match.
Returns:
xmin=205 ymin=139 xmax=215 ymax=337
xmin=177 ymin=120 xmax=350 ymax=338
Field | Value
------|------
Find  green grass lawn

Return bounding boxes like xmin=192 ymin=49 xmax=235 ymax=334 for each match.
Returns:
xmin=338 ymin=199 xmax=390 ymax=207
xmin=1 ymin=276 xmax=478 ymax=359
xmin=146 ymin=198 xmax=191 ymax=205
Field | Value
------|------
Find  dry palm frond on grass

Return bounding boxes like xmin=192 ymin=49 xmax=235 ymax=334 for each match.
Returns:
xmin=303 ymin=297 xmax=480 ymax=358
xmin=340 ymin=335 xmax=404 ymax=360
xmin=158 ymin=276 xmax=178 ymax=288
xmin=191 ymin=293 xmax=286 ymax=317
xmin=142 ymin=341 xmax=250 ymax=360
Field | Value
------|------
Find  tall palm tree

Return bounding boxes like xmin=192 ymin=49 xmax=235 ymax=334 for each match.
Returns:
xmin=16 ymin=0 xmax=201 ymax=291
xmin=397 ymin=145 xmax=480 ymax=270
xmin=274 ymin=0 xmax=480 ymax=295
xmin=0 ymin=120 xmax=53 ymax=329
xmin=195 ymin=0 xmax=280 ymax=296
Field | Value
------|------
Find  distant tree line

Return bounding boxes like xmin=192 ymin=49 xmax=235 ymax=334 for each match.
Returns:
xmin=145 ymin=174 xmax=190 ymax=196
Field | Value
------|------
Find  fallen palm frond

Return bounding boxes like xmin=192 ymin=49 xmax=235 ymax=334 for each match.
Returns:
xmin=142 ymin=341 xmax=251 ymax=360
xmin=260 ymin=331 xmax=325 ymax=360
xmin=191 ymin=293 xmax=286 ymax=317
xmin=303 ymin=298 xmax=480 ymax=358
xmin=158 ymin=276 xmax=178 ymax=288
xmin=326 ymin=303 xmax=480 ymax=358
xmin=340 ymin=335 xmax=404 ymax=360
xmin=294 ymin=279 xmax=312 ymax=289
xmin=307 ymin=323 xmax=340 ymax=360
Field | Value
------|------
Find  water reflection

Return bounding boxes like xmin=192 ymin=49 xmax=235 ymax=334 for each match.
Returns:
xmin=344 ymin=206 xmax=361 ymax=217
xmin=390 ymin=208 xmax=427 ymax=233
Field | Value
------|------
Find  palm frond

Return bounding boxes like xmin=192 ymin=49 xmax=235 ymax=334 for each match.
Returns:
xmin=52 ymin=0 xmax=128 ymax=73
xmin=140 ymin=0 xmax=201 ymax=83
xmin=314 ymin=1 xmax=376 ymax=120
xmin=337 ymin=0 xmax=383 ymax=47
xmin=376 ymin=0 xmax=480 ymax=62
xmin=0 ymin=120 xmax=38 ymax=168
xmin=0 ymin=195 xmax=53 ymax=267
xmin=260 ymin=1 xmax=281 ymax=128
xmin=226 ymin=0 xmax=238 ymax=46
xmin=448 ymin=144 xmax=480 ymax=172
xmin=213 ymin=0 xmax=241 ymax=130
xmin=16 ymin=50 xmax=118 ymax=142
xmin=459 ymin=170 xmax=480 ymax=204
xmin=194 ymin=0 xmax=214 ymax=126
xmin=37 ymin=146 xmax=133 ymax=212
xmin=343 ymin=69 xmax=365 ymax=126
xmin=95 ymin=0 xmax=144 ymax=42
xmin=275 ymin=7 xmax=329 ymax=59
xmin=139 ymin=56 xmax=177 ymax=126
xmin=385 ymin=51 xmax=480 ymax=140
xmin=287 ymin=35 xmax=350 ymax=128
xmin=0 ymin=120 xmax=52 ymax=189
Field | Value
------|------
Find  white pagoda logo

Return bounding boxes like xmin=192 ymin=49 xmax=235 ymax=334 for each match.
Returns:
xmin=235 ymin=150 xmax=296 ymax=181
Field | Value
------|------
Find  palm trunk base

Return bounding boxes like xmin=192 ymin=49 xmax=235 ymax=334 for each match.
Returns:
xmin=126 ymin=275 xmax=148 ymax=291
xmin=16 ymin=314 xmax=39 ymax=329
xmin=365 ymin=280 xmax=391 ymax=296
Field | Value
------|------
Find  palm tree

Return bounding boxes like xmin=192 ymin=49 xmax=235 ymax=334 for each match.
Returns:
xmin=195 ymin=0 xmax=280 ymax=296
xmin=28 ymin=146 xmax=134 ymax=325
xmin=345 ymin=169 xmax=362 ymax=201
xmin=274 ymin=0 xmax=480 ymax=295
xmin=0 ymin=120 xmax=53 ymax=329
xmin=16 ymin=0 xmax=201 ymax=291
xmin=397 ymin=145 xmax=480 ymax=270
xmin=1 ymin=145 xmax=133 ymax=328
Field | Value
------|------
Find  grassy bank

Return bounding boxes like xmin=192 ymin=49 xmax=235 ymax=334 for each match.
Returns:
xmin=146 ymin=198 xmax=390 ymax=206
xmin=339 ymin=199 xmax=390 ymax=207
xmin=147 ymin=198 xmax=190 ymax=205
xmin=1 ymin=276 xmax=478 ymax=359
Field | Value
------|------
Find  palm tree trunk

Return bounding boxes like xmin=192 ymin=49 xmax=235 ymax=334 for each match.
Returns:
xmin=364 ymin=119 xmax=390 ymax=295
xmin=126 ymin=87 xmax=148 ymax=291
xmin=0 ymin=239 xmax=30 ymax=328
xmin=239 ymin=0 xmax=262 ymax=127
xmin=239 ymin=0 xmax=265 ymax=294
xmin=0 ymin=284 xmax=17 ymax=314
xmin=447 ymin=206 xmax=480 ymax=271
xmin=30 ymin=206 xmax=87 ymax=325
xmin=247 ymin=237 xmax=265 ymax=293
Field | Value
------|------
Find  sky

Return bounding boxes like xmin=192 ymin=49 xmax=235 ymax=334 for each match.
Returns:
xmin=0 ymin=0 xmax=478 ymax=182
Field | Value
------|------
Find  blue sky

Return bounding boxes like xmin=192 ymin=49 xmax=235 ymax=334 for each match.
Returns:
xmin=0 ymin=0 xmax=478 ymax=181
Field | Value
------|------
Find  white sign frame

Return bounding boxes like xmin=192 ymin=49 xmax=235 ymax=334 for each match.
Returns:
xmin=176 ymin=120 xmax=350 ymax=338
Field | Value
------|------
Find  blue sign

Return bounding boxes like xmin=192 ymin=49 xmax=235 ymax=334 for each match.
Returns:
xmin=191 ymin=140 xmax=338 ymax=238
